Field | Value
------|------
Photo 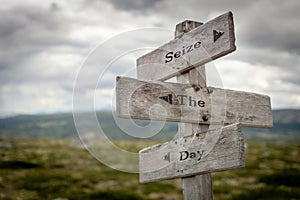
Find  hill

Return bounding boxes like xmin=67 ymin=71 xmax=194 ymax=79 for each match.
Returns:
xmin=243 ymin=109 xmax=300 ymax=141
xmin=0 ymin=109 xmax=299 ymax=141
xmin=0 ymin=112 xmax=177 ymax=140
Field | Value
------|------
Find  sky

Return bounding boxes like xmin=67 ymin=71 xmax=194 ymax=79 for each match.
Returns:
xmin=0 ymin=0 xmax=300 ymax=116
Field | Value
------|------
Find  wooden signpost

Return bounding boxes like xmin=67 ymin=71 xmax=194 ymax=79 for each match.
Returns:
xmin=139 ymin=123 xmax=244 ymax=183
xmin=137 ymin=12 xmax=235 ymax=81
xmin=116 ymin=76 xmax=273 ymax=128
xmin=115 ymin=11 xmax=273 ymax=199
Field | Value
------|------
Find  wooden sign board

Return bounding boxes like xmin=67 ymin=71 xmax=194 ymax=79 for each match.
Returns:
xmin=137 ymin=12 xmax=236 ymax=81
xmin=116 ymin=76 xmax=273 ymax=128
xmin=139 ymin=123 xmax=245 ymax=183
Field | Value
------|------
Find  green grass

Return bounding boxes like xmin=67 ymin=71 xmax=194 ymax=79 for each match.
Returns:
xmin=0 ymin=139 xmax=299 ymax=200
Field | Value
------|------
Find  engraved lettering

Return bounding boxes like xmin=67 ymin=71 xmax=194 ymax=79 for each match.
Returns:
xmin=180 ymin=151 xmax=189 ymax=161
xmin=177 ymin=95 xmax=187 ymax=105
xmin=197 ymin=150 xmax=205 ymax=161
xmin=159 ymin=94 xmax=205 ymax=107
xmin=174 ymin=51 xmax=181 ymax=58
xmin=186 ymin=44 xmax=193 ymax=53
xmin=164 ymin=41 xmax=201 ymax=63
xmin=179 ymin=150 xmax=205 ymax=161
xmin=194 ymin=41 xmax=201 ymax=48
xmin=182 ymin=46 xmax=186 ymax=55
xmin=189 ymin=96 xmax=196 ymax=107
xmin=190 ymin=152 xmax=196 ymax=158
xmin=165 ymin=52 xmax=173 ymax=63
xmin=198 ymin=100 xmax=205 ymax=107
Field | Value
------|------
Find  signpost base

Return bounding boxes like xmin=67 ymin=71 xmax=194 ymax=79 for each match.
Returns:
xmin=183 ymin=174 xmax=213 ymax=200
xmin=175 ymin=21 xmax=213 ymax=200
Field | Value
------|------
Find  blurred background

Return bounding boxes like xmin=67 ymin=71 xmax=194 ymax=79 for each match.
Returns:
xmin=0 ymin=0 xmax=299 ymax=199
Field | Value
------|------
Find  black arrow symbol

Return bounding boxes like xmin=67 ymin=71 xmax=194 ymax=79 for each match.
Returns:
xmin=159 ymin=94 xmax=172 ymax=104
xmin=213 ymin=30 xmax=224 ymax=42
xmin=163 ymin=152 xmax=170 ymax=162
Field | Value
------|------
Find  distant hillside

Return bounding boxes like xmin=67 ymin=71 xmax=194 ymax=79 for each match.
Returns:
xmin=0 ymin=112 xmax=177 ymax=141
xmin=0 ymin=109 xmax=299 ymax=141
xmin=243 ymin=109 xmax=300 ymax=140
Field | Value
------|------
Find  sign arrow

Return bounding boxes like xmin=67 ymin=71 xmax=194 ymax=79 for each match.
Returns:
xmin=213 ymin=30 xmax=224 ymax=42
xmin=163 ymin=152 xmax=171 ymax=162
xmin=159 ymin=94 xmax=172 ymax=104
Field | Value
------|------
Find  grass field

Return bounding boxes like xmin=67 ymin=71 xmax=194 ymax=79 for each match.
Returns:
xmin=0 ymin=138 xmax=299 ymax=200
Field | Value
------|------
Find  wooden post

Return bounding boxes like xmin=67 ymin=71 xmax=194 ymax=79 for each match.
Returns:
xmin=117 ymin=12 xmax=272 ymax=199
xmin=176 ymin=20 xmax=213 ymax=200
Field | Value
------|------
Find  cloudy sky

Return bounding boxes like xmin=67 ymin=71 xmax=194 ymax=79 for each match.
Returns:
xmin=0 ymin=0 xmax=300 ymax=116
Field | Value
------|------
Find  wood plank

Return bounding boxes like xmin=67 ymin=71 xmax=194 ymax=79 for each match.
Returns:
xmin=178 ymin=68 xmax=213 ymax=200
xmin=139 ymin=123 xmax=245 ymax=183
xmin=136 ymin=12 xmax=236 ymax=81
xmin=116 ymin=76 xmax=273 ymax=128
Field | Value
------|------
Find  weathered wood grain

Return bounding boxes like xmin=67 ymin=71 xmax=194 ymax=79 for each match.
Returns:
xmin=136 ymin=12 xmax=236 ymax=81
xmin=182 ymin=174 xmax=212 ymax=200
xmin=139 ymin=123 xmax=245 ymax=183
xmin=116 ymin=76 xmax=273 ymax=128
xmin=178 ymin=68 xmax=213 ymax=200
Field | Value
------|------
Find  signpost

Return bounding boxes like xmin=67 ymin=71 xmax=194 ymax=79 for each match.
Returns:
xmin=115 ymin=12 xmax=273 ymax=199
xmin=137 ymin=12 xmax=236 ymax=81
xmin=116 ymin=76 xmax=273 ymax=128
xmin=139 ymin=123 xmax=244 ymax=183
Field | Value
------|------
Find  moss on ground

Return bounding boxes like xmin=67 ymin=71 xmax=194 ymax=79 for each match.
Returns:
xmin=0 ymin=139 xmax=299 ymax=200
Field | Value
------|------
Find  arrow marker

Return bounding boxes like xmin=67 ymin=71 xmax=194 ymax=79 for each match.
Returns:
xmin=163 ymin=152 xmax=170 ymax=162
xmin=159 ymin=94 xmax=172 ymax=104
xmin=213 ymin=30 xmax=224 ymax=42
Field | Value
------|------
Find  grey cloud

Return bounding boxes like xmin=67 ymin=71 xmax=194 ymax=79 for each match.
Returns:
xmin=152 ymin=0 xmax=256 ymax=26
xmin=0 ymin=4 xmax=85 ymax=51
xmin=50 ymin=2 xmax=60 ymax=12
xmin=0 ymin=13 xmax=24 ymax=39
xmin=228 ymin=47 xmax=300 ymax=98
xmin=280 ymin=72 xmax=300 ymax=87
xmin=104 ymin=0 xmax=162 ymax=12
xmin=1 ymin=0 xmax=300 ymax=115
xmin=238 ymin=1 xmax=300 ymax=55
xmin=0 ymin=3 xmax=88 ymax=86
